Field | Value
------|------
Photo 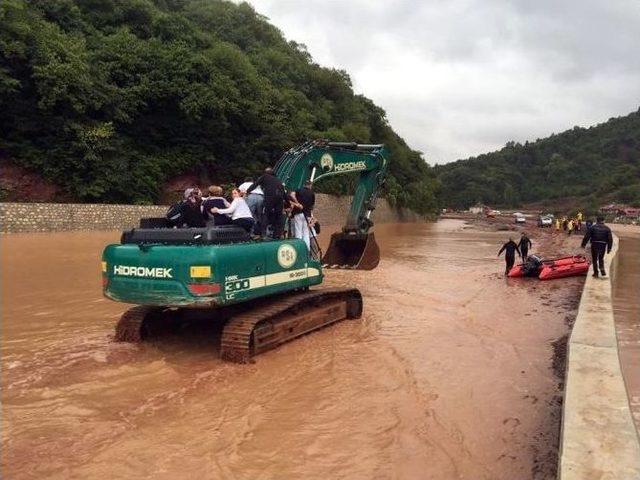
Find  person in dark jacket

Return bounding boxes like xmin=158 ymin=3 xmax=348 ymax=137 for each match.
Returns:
xmin=581 ymin=216 xmax=613 ymax=277
xmin=518 ymin=232 xmax=533 ymax=260
xmin=247 ymin=167 xmax=285 ymax=239
xmin=498 ymin=238 xmax=522 ymax=275
xmin=166 ymin=187 xmax=206 ymax=228
xmin=202 ymin=185 xmax=232 ymax=226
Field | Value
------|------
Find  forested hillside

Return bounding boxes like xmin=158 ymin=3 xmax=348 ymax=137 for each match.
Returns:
xmin=0 ymin=0 xmax=438 ymax=213
xmin=436 ymin=109 xmax=640 ymax=211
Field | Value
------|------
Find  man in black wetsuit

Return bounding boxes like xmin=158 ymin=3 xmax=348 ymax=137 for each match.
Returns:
xmin=518 ymin=232 xmax=533 ymax=260
xmin=581 ymin=216 xmax=613 ymax=277
xmin=498 ymin=237 xmax=521 ymax=275
xmin=247 ymin=167 xmax=285 ymax=239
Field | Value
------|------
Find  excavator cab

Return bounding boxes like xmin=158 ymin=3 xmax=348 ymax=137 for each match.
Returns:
xmin=322 ymin=232 xmax=380 ymax=270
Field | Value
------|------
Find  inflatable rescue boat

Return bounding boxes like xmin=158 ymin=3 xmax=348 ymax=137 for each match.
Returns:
xmin=508 ymin=255 xmax=590 ymax=280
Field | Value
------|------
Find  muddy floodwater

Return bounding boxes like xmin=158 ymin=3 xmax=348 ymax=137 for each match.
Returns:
xmin=612 ymin=225 xmax=640 ymax=431
xmin=2 ymin=220 xmax=584 ymax=479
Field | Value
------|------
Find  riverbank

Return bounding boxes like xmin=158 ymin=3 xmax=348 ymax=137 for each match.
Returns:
xmin=0 ymin=197 xmax=422 ymax=233
xmin=454 ymin=214 xmax=592 ymax=477
xmin=460 ymin=216 xmax=640 ymax=478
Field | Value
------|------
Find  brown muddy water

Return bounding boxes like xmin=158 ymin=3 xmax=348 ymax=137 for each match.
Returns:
xmin=1 ymin=220 xmax=584 ymax=479
xmin=612 ymin=225 xmax=640 ymax=432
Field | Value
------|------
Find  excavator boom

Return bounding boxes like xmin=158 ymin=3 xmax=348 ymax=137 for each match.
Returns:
xmin=274 ymin=141 xmax=388 ymax=269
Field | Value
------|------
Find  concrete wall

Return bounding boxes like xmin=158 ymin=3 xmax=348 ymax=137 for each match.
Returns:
xmin=0 ymin=195 xmax=423 ymax=233
xmin=558 ymin=234 xmax=640 ymax=479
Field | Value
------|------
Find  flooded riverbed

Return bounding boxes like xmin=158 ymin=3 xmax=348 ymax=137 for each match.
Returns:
xmin=2 ymin=220 xmax=584 ymax=479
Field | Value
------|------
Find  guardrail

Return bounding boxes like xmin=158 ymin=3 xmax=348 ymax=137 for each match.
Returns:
xmin=558 ymin=233 xmax=640 ymax=478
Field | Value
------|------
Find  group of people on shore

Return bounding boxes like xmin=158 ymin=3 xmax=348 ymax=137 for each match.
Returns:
xmin=554 ymin=212 xmax=586 ymax=235
xmin=166 ymin=167 xmax=317 ymax=250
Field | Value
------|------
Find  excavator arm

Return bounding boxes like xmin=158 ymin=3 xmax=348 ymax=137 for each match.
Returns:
xmin=274 ymin=140 xmax=389 ymax=269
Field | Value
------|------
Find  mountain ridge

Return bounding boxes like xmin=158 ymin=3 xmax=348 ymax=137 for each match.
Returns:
xmin=435 ymin=108 xmax=640 ymax=212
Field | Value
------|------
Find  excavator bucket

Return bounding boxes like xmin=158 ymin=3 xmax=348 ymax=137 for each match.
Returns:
xmin=322 ymin=232 xmax=380 ymax=270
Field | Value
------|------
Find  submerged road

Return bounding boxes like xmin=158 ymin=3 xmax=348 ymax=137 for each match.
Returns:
xmin=2 ymin=220 xmax=584 ymax=479
xmin=612 ymin=225 xmax=640 ymax=433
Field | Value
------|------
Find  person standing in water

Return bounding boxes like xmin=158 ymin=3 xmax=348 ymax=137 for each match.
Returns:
xmin=581 ymin=216 xmax=613 ymax=278
xmin=498 ymin=237 xmax=522 ymax=275
xmin=518 ymin=232 xmax=532 ymax=260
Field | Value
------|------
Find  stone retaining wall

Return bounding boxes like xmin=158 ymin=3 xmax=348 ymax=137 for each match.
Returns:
xmin=0 ymin=195 xmax=423 ymax=233
xmin=558 ymin=234 xmax=640 ymax=479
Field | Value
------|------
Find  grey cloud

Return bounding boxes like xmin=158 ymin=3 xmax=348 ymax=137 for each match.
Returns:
xmin=252 ymin=0 xmax=640 ymax=163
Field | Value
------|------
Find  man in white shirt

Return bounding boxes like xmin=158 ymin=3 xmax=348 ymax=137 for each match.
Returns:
xmin=239 ymin=177 xmax=263 ymax=234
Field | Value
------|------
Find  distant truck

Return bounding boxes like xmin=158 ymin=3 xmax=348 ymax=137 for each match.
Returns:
xmin=515 ymin=215 xmax=526 ymax=224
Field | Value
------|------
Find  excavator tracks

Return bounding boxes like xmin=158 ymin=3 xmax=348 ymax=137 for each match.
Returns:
xmin=115 ymin=306 xmax=159 ymax=342
xmin=114 ymin=305 xmax=177 ymax=342
xmin=114 ymin=289 xmax=363 ymax=363
xmin=220 ymin=288 xmax=363 ymax=363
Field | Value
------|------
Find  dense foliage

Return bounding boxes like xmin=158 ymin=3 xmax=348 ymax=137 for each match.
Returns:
xmin=0 ymin=0 xmax=438 ymax=213
xmin=436 ymin=109 xmax=640 ymax=210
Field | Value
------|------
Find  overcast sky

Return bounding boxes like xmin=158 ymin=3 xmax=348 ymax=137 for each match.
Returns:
xmin=250 ymin=0 xmax=640 ymax=164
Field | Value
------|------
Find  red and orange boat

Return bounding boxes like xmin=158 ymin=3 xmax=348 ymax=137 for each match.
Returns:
xmin=508 ymin=255 xmax=590 ymax=280
xmin=538 ymin=256 xmax=590 ymax=280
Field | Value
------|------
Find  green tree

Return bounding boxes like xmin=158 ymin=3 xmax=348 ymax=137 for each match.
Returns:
xmin=436 ymin=109 xmax=640 ymax=210
xmin=0 ymin=0 xmax=439 ymax=213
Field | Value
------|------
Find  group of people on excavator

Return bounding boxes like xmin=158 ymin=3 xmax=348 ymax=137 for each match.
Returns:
xmin=166 ymin=167 xmax=317 ymax=250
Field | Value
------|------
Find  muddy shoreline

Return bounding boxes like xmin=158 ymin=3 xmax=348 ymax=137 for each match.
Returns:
xmin=457 ymin=214 xmax=584 ymax=478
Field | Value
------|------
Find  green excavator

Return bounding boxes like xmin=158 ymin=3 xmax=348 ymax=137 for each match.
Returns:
xmin=102 ymin=140 xmax=388 ymax=362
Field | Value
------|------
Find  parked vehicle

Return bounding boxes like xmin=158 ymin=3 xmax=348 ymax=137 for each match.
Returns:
xmin=515 ymin=215 xmax=526 ymax=224
xmin=538 ymin=216 xmax=553 ymax=227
